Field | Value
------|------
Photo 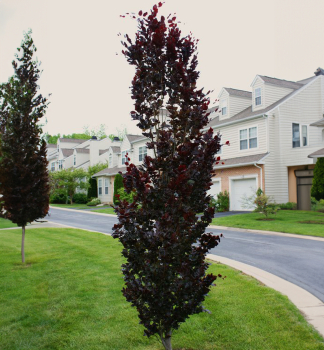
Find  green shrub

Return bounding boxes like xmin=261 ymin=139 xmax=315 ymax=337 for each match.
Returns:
xmin=117 ymin=187 xmax=136 ymax=203
xmin=72 ymin=193 xmax=88 ymax=204
xmin=87 ymin=178 xmax=97 ymax=199
xmin=211 ymin=191 xmax=229 ymax=212
xmin=86 ymin=198 xmax=101 ymax=206
xmin=49 ymin=191 xmax=67 ymax=204
xmin=311 ymin=158 xmax=324 ymax=201
xmin=113 ymin=173 xmax=124 ymax=205
xmin=254 ymin=194 xmax=279 ymax=217
xmin=278 ymin=202 xmax=297 ymax=210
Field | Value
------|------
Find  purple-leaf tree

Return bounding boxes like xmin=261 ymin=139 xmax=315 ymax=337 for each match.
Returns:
xmin=113 ymin=4 xmax=222 ymax=350
xmin=0 ymin=30 xmax=50 ymax=263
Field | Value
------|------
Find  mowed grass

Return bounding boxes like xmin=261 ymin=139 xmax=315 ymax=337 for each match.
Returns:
xmin=0 ymin=217 xmax=18 ymax=229
xmin=212 ymin=210 xmax=324 ymax=238
xmin=0 ymin=228 xmax=323 ymax=350
xmin=50 ymin=204 xmax=91 ymax=209
xmin=90 ymin=207 xmax=116 ymax=215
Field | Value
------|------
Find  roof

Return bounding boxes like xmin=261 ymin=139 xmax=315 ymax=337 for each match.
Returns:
xmin=61 ymin=149 xmax=74 ymax=157
xmin=126 ymin=134 xmax=145 ymax=143
xmin=75 ymin=160 xmax=90 ymax=168
xmin=99 ymin=149 xmax=109 ymax=155
xmin=259 ymin=75 xmax=303 ymax=90
xmin=308 ymin=148 xmax=324 ymax=158
xmin=46 ymin=143 xmax=57 ymax=148
xmin=224 ymin=88 xmax=252 ymax=98
xmin=110 ymin=146 xmax=121 ymax=153
xmin=215 ymin=153 xmax=269 ymax=168
xmin=310 ymin=118 xmax=324 ymax=127
xmin=92 ymin=166 xmax=127 ymax=177
xmin=75 ymin=148 xmax=90 ymax=154
xmin=207 ymin=89 xmax=298 ymax=128
xmin=59 ymin=138 xmax=88 ymax=144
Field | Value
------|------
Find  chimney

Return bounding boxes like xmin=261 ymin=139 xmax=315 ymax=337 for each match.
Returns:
xmin=314 ymin=67 xmax=324 ymax=76
xmin=91 ymin=136 xmax=98 ymax=140
xmin=112 ymin=137 xmax=120 ymax=142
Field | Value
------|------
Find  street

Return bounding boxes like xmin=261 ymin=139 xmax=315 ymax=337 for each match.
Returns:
xmin=48 ymin=207 xmax=324 ymax=303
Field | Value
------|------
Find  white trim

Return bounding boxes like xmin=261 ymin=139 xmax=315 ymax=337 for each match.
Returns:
xmin=250 ymin=75 xmax=265 ymax=87
xmin=238 ymin=125 xmax=259 ymax=152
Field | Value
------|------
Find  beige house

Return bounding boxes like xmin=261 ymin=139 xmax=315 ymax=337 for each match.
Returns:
xmin=46 ymin=136 xmax=113 ymax=172
xmin=206 ymin=68 xmax=324 ymax=210
xmin=92 ymin=135 xmax=153 ymax=204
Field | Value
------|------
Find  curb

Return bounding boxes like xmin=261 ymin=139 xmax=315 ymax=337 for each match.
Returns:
xmin=207 ymin=254 xmax=324 ymax=338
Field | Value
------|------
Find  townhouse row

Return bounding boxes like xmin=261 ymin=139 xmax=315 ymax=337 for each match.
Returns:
xmin=47 ymin=67 xmax=324 ymax=211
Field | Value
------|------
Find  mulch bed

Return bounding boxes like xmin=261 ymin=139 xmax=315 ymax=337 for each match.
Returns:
xmin=298 ymin=220 xmax=324 ymax=225
xmin=256 ymin=218 xmax=275 ymax=221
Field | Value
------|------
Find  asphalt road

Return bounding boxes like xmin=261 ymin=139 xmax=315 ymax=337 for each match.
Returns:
xmin=47 ymin=207 xmax=324 ymax=302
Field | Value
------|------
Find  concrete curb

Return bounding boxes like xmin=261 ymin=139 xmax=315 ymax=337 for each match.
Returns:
xmin=207 ymin=254 xmax=324 ymax=338
xmin=209 ymin=224 xmax=324 ymax=242
xmin=49 ymin=206 xmax=116 ymax=217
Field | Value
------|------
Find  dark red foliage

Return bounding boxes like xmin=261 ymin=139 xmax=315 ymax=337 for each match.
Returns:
xmin=113 ymin=4 xmax=221 ymax=345
xmin=0 ymin=31 xmax=50 ymax=227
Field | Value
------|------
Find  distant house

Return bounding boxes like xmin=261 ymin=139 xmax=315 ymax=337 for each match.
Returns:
xmin=46 ymin=136 xmax=113 ymax=172
xmin=92 ymin=134 xmax=151 ymax=204
xmin=206 ymin=67 xmax=324 ymax=210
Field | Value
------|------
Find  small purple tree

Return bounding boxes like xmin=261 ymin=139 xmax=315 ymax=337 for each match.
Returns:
xmin=0 ymin=31 xmax=50 ymax=263
xmin=113 ymin=4 xmax=222 ymax=349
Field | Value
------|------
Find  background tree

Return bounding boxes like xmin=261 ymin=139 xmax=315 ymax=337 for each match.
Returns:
xmin=0 ymin=30 xmax=50 ymax=263
xmin=87 ymin=163 xmax=107 ymax=199
xmin=50 ymin=168 xmax=88 ymax=204
xmin=311 ymin=158 xmax=324 ymax=201
xmin=113 ymin=4 xmax=222 ymax=350
xmin=113 ymin=173 xmax=124 ymax=205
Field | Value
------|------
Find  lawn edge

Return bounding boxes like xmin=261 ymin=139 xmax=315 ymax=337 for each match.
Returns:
xmin=207 ymin=253 xmax=324 ymax=339
xmin=209 ymin=224 xmax=324 ymax=242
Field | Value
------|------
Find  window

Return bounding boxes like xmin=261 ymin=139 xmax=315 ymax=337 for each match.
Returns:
xmin=240 ymin=127 xmax=257 ymax=150
xmin=122 ymin=150 xmax=128 ymax=165
xmin=51 ymin=162 xmax=55 ymax=171
xmin=98 ymin=179 xmax=102 ymax=195
xmin=255 ymin=88 xmax=261 ymax=106
xmin=58 ymin=160 xmax=63 ymax=169
xmin=221 ymin=100 xmax=227 ymax=116
xmin=73 ymin=155 xmax=76 ymax=166
xmin=292 ymin=123 xmax=308 ymax=148
xmin=139 ymin=146 xmax=147 ymax=161
xmin=105 ymin=179 xmax=109 ymax=195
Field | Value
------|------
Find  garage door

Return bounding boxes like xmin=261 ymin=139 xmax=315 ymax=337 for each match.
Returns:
xmin=230 ymin=178 xmax=257 ymax=211
xmin=208 ymin=180 xmax=221 ymax=199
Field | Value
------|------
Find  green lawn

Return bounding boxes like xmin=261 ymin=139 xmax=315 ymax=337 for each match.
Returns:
xmin=90 ymin=207 xmax=116 ymax=215
xmin=0 ymin=228 xmax=323 ymax=350
xmin=0 ymin=217 xmax=17 ymax=229
xmin=50 ymin=203 xmax=91 ymax=209
xmin=212 ymin=210 xmax=324 ymax=238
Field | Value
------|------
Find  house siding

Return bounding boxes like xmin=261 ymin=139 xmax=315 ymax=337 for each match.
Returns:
xmin=264 ymin=84 xmax=293 ymax=109
xmin=214 ymin=117 xmax=267 ymax=160
xmin=229 ymin=96 xmax=252 ymax=118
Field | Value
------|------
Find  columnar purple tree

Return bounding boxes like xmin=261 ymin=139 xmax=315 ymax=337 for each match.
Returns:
xmin=0 ymin=31 xmax=50 ymax=263
xmin=113 ymin=4 xmax=222 ymax=350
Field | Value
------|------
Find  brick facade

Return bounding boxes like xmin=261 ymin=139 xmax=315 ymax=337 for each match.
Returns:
xmin=213 ymin=164 xmax=265 ymax=193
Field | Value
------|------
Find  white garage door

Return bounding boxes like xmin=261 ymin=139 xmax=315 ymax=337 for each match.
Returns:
xmin=230 ymin=178 xmax=257 ymax=211
xmin=208 ymin=180 xmax=221 ymax=199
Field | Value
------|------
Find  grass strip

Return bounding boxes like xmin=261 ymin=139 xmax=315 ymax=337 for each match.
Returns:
xmin=0 ymin=228 xmax=323 ymax=350
xmin=212 ymin=210 xmax=324 ymax=238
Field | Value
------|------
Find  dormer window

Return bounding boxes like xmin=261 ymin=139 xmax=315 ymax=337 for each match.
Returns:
xmin=122 ymin=150 xmax=129 ymax=165
xmin=255 ymin=88 xmax=261 ymax=106
xmin=109 ymin=153 xmax=112 ymax=167
xmin=221 ymin=100 xmax=227 ymax=115
xmin=73 ymin=155 xmax=76 ymax=166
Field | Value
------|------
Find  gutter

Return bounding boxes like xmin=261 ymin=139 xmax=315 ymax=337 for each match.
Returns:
xmin=213 ymin=161 xmax=265 ymax=170
xmin=253 ymin=163 xmax=263 ymax=190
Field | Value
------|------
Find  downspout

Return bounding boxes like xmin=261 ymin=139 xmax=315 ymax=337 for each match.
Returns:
xmin=253 ymin=163 xmax=263 ymax=191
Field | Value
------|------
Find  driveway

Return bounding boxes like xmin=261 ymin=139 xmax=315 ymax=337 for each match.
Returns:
xmin=47 ymin=207 xmax=324 ymax=303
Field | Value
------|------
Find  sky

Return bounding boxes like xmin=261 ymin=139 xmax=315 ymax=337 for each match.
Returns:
xmin=1 ymin=0 xmax=324 ymax=137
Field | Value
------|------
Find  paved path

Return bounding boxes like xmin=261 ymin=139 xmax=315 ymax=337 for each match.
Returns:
xmin=47 ymin=207 xmax=324 ymax=304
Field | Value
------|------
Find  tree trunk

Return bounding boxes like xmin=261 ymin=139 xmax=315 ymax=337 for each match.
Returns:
xmin=161 ymin=330 xmax=172 ymax=350
xmin=21 ymin=225 xmax=25 ymax=263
